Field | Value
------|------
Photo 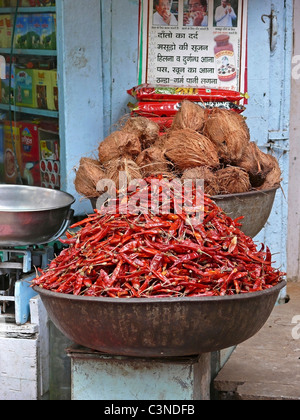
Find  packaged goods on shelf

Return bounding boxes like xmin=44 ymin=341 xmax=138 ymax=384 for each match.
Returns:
xmin=0 ymin=117 xmax=59 ymax=187
xmin=0 ymin=12 xmax=56 ymax=51
xmin=20 ymin=120 xmax=41 ymax=186
xmin=0 ymin=122 xmax=4 ymax=182
xmin=18 ymin=0 xmax=56 ymax=6
xmin=0 ymin=62 xmax=16 ymax=105
xmin=28 ymin=13 xmax=42 ymax=49
xmin=3 ymin=0 xmax=22 ymax=5
xmin=13 ymin=14 xmax=56 ymax=51
xmin=14 ymin=14 xmax=29 ymax=49
xmin=3 ymin=120 xmax=22 ymax=184
xmin=15 ymin=67 xmax=35 ymax=108
xmin=0 ymin=14 xmax=5 ymax=48
xmin=39 ymin=126 xmax=60 ymax=189
xmin=40 ymin=13 xmax=56 ymax=50
xmin=4 ymin=14 xmax=12 ymax=49
xmin=0 ymin=15 xmax=12 ymax=48
xmin=0 ymin=58 xmax=58 ymax=111
xmin=33 ymin=68 xmax=52 ymax=110
xmin=49 ymin=68 xmax=58 ymax=110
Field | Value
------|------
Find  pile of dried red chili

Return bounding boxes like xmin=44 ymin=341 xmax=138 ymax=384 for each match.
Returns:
xmin=32 ymin=176 xmax=284 ymax=298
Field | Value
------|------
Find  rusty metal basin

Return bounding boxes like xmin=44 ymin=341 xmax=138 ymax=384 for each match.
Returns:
xmin=212 ymin=187 xmax=279 ymax=238
xmin=34 ymin=281 xmax=286 ymax=358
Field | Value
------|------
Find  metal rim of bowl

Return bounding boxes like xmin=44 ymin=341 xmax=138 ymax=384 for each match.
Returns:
xmin=33 ymin=280 xmax=286 ymax=304
xmin=89 ymin=187 xmax=280 ymax=209
xmin=0 ymin=184 xmax=75 ymax=212
xmin=211 ymin=186 xmax=279 ymax=200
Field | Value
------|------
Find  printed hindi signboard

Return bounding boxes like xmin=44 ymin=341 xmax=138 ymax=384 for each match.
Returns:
xmin=138 ymin=0 xmax=248 ymax=93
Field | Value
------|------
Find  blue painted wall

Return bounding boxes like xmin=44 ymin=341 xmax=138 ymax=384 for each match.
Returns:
xmin=245 ymin=0 xmax=292 ymax=274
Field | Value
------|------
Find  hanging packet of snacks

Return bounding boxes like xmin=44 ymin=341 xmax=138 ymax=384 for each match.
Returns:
xmin=129 ymin=100 xmax=245 ymax=117
xmin=128 ymin=84 xmax=248 ymax=104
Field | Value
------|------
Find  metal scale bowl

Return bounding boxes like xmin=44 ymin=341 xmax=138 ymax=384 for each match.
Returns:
xmin=0 ymin=185 xmax=75 ymax=247
xmin=34 ymin=186 xmax=284 ymax=357
xmin=0 ymin=185 xmax=75 ymax=324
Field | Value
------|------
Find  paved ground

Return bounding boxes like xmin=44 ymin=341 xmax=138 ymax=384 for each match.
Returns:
xmin=213 ymin=283 xmax=300 ymax=400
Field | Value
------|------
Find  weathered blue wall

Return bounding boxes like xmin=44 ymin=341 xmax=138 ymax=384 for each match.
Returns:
xmin=245 ymin=0 xmax=293 ymax=275
xmin=57 ymin=0 xmax=104 ymax=215
xmin=101 ymin=0 xmax=140 ymax=137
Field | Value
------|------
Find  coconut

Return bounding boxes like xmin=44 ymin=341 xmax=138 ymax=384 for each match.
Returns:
xmin=123 ymin=116 xmax=160 ymax=149
xmin=103 ymin=157 xmax=142 ymax=193
xmin=136 ymin=146 xmax=170 ymax=177
xmin=98 ymin=130 xmax=141 ymax=164
xmin=236 ymin=142 xmax=278 ymax=188
xmin=171 ymin=100 xmax=205 ymax=133
xmin=153 ymin=134 xmax=167 ymax=151
xmin=216 ymin=166 xmax=251 ymax=195
xmin=164 ymin=129 xmax=219 ymax=171
xmin=257 ymin=156 xmax=282 ymax=191
xmin=204 ymin=108 xmax=250 ymax=163
xmin=74 ymin=157 xmax=106 ymax=198
xmin=182 ymin=166 xmax=220 ymax=196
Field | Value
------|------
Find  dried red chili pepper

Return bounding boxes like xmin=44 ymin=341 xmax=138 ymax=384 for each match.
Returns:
xmin=32 ymin=176 xmax=285 ymax=297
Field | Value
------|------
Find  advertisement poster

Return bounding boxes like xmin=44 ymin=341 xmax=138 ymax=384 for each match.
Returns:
xmin=138 ymin=0 xmax=248 ymax=93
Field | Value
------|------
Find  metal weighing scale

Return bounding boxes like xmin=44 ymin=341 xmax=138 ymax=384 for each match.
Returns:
xmin=0 ymin=247 xmax=53 ymax=324
xmin=0 ymin=185 xmax=74 ymax=400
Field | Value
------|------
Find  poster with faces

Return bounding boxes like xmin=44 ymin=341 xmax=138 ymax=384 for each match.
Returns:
xmin=138 ymin=0 xmax=248 ymax=93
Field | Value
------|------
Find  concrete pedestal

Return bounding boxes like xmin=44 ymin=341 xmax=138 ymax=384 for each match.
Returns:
xmin=67 ymin=346 xmax=211 ymax=401
xmin=0 ymin=297 xmax=49 ymax=400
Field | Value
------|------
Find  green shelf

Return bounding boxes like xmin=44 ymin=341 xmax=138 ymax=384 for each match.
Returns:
xmin=0 ymin=7 xmax=56 ymax=14
xmin=0 ymin=103 xmax=58 ymax=118
xmin=0 ymin=48 xmax=56 ymax=56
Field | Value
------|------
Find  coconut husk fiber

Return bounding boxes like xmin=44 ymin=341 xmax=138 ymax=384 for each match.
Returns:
xmin=103 ymin=157 xmax=142 ymax=193
xmin=98 ymin=130 xmax=141 ymax=164
xmin=204 ymin=108 xmax=250 ymax=163
xmin=74 ymin=157 xmax=106 ymax=198
xmin=135 ymin=146 xmax=171 ymax=177
xmin=171 ymin=100 xmax=205 ymax=133
xmin=153 ymin=134 xmax=167 ymax=151
xmin=182 ymin=166 xmax=220 ymax=196
xmin=236 ymin=142 xmax=279 ymax=188
xmin=216 ymin=166 xmax=251 ymax=195
xmin=123 ymin=117 xmax=160 ymax=150
xmin=257 ymin=155 xmax=282 ymax=191
xmin=164 ymin=129 xmax=219 ymax=171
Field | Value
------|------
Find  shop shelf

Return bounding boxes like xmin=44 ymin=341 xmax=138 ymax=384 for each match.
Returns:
xmin=0 ymin=103 xmax=58 ymax=118
xmin=0 ymin=48 xmax=57 ymax=56
xmin=0 ymin=7 xmax=56 ymax=14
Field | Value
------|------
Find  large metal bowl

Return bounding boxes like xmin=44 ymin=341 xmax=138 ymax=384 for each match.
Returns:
xmin=0 ymin=185 xmax=75 ymax=246
xmin=212 ymin=187 xmax=278 ymax=238
xmin=34 ymin=281 xmax=286 ymax=358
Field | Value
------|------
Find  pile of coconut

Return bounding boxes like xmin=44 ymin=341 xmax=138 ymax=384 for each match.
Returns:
xmin=74 ymin=100 xmax=282 ymax=200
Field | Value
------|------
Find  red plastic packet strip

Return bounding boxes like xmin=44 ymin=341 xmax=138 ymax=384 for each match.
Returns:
xmin=128 ymin=84 xmax=249 ymax=103
xmin=129 ymin=101 xmax=180 ymax=117
xmin=129 ymin=101 xmax=245 ymax=117
xmin=143 ymin=116 xmax=174 ymax=132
